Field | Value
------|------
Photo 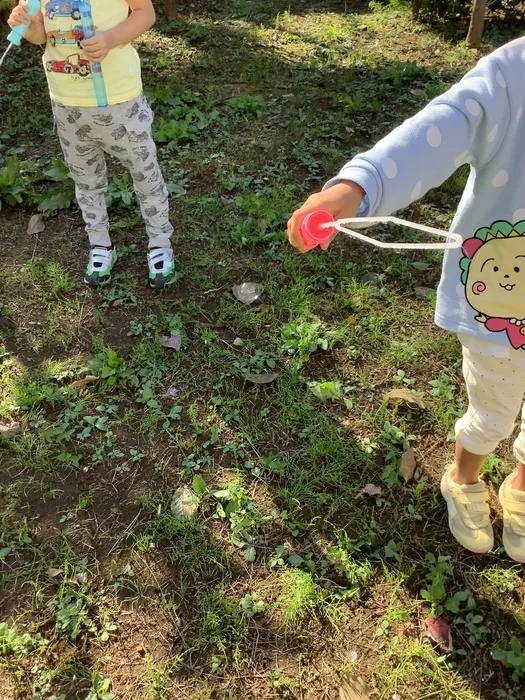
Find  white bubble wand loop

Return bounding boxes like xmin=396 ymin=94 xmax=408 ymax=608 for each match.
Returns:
xmin=300 ymin=211 xmax=463 ymax=251
xmin=333 ymin=216 xmax=463 ymax=250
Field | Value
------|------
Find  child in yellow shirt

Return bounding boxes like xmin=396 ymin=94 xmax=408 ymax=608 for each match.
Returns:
xmin=8 ymin=0 xmax=175 ymax=288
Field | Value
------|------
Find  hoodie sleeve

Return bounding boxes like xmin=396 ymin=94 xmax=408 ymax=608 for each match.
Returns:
xmin=325 ymin=53 xmax=511 ymax=217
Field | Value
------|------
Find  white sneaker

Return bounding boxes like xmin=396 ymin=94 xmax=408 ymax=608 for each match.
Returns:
xmin=84 ymin=247 xmax=117 ymax=286
xmin=440 ymin=463 xmax=493 ymax=554
xmin=147 ymin=247 xmax=176 ymax=289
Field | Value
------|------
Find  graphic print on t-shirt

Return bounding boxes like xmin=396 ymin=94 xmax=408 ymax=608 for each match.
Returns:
xmin=47 ymin=25 xmax=84 ymax=48
xmin=44 ymin=2 xmax=81 ymax=20
xmin=44 ymin=1 xmax=90 ymax=78
xmin=460 ymin=220 xmax=525 ymax=349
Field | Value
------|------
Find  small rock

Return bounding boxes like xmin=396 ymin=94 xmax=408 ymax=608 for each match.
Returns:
xmin=361 ymin=272 xmax=378 ymax=287
xmin=346 ymin=650 xmax=358 ymax=663
xmin=233 ymin=337 xmax=244 ymax=347
xmin=0 ymin=418 xmax=21 ymax=438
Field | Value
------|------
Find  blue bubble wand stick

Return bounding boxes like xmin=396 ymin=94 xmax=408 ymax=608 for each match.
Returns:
xmin=79 ymin=0 xmax=108 ymax=107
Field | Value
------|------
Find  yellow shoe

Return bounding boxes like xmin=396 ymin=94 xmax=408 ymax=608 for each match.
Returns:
xmin=499 ymin=471 xmax=525 ymax=563
xmin=440 ymin=464 xmax=493 ymax=554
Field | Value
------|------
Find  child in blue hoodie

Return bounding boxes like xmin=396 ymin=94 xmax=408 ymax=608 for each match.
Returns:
xmin=288 ymin=37 xmax=525 ymax=563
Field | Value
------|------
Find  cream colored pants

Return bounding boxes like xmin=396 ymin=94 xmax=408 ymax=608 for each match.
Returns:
xmin=456 ymin=335 xmax=525 ymax=463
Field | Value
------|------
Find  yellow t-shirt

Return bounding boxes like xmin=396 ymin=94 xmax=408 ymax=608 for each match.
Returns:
xmin=41 ymin=0 xmax=142 ymax=107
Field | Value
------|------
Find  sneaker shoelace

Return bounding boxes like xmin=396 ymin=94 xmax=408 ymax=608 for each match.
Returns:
xmin=89 ymin=247 xmax=113 ymax=271
xmin=148 ymin=248 xmax=172 ymax=274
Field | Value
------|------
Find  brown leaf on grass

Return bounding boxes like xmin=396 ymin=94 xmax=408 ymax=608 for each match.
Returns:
xmin=385 ymin=388 xmax=425 ymax=409
xmin=70 ymin=375 xmax=98 ymax=389
xmin=46 ymin=567 xmax=63 ymax=579
xmin=27 ymin=214 xmax=45 ymax=235
xmin=397 ymin=621 xmax=419 ymax=643
xmin=339 ymin=676 xmax=371 ymax=700
xmin=242 ymin=372 xmax=279 ymax=384
xmin=400 ymin=448 xmax=417 ymax=483
xmin=423 ymin=617 xmax=453 ymax=652
xmin=357 ymin=483 xmax=382 ymax=499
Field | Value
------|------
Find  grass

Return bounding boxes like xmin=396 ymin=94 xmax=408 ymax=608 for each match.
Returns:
xmin=1 ymin=1 xmax=525 ymax=698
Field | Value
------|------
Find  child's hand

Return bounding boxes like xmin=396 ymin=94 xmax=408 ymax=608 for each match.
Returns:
xmin=82 ymin=32 xmax=113 ymax=62
xmin=8 ymin=0 xmax=40 ymax=28
xmin=287 ymin=181 xmax=366 ymax=253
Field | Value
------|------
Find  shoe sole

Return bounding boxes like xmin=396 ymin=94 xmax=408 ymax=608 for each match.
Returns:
xmin=149 ymin=276 xmax=176 ymax=290
xmin=84 ymin=275 xmax=112 ymax=287
xmin=498 ymin=482 xmax=525 ymax=563
xmin=440 ymin=471 xmax=492 ymax=555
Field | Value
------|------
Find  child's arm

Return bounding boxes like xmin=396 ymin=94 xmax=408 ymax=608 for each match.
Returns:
xmin=7 ymin=0 xmax=45 ymax=45
xmin=289 ymin=52 xmax=511 ymax=251
xmin=82 ymin=0 xmax=155 ymax=62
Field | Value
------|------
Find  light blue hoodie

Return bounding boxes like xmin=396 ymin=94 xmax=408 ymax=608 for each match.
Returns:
xmin=327 ymin=36 xmax=525 ymax=353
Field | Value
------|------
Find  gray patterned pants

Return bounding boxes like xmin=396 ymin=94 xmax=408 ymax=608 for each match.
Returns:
xmin=52 ymin=94 xmax=173 ymax=249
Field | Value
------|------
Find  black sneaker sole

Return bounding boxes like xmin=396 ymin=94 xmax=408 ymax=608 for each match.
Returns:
xmin=84 ymin=274 xmax=112 ymax=287
xmin=149 ymin=275 xmax=177 ymax=290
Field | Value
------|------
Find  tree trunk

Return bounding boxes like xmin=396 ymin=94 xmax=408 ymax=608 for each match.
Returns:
xmin=163 ymin=0 xmax=177 ymax=19
xmin=466 ymin=0 xmax=487 ymax=49
xmin=412 ymin=0 xmax=422 ymax=21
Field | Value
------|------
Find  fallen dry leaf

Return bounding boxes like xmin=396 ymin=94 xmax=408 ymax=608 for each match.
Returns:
xmin=27 ymin=213 xmax=45 ymax=236
xmin=358 ymin=483 xmax=382 ymax=498
xmin=171 ymin=485 xmax=198 ymax=520
xmin=232 ymin=282 xmax=263 ymax=305
xmin=396 ymin=621 xmax=419 ymax=643
xmin=401 ymin=448 xmax=417 ymax=483
xmin=415 ymin=286 xmax=433 ymax=299
xmin=423 ymin=617 xmax=453 ymax=652
xmin=162 ymin=384 xmax=187 ymax=400
xmin=242 ymin=372 xmax=279 ymax=384
xmin=46 ymin=567 xmax=63 ymax=579
xmin=385 ymin=388 xmax=425 ymax=409
xmin=160 ymin=333 xmax=182 ymax=351
xmin=70 ymin=375 xmax=98 ymax=389
xmin=0 ymin=418 xmax=21 ymax=438
xmin=339 ymin=676 xmax=371 ymax=700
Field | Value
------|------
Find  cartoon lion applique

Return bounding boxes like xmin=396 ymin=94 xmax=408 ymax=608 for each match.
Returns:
xmin=460 ymin=221 xmax=525 ymax=350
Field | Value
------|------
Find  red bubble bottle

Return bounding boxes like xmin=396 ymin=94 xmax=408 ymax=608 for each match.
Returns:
xmin=300 ymin=210 xmax=336 ymax=250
